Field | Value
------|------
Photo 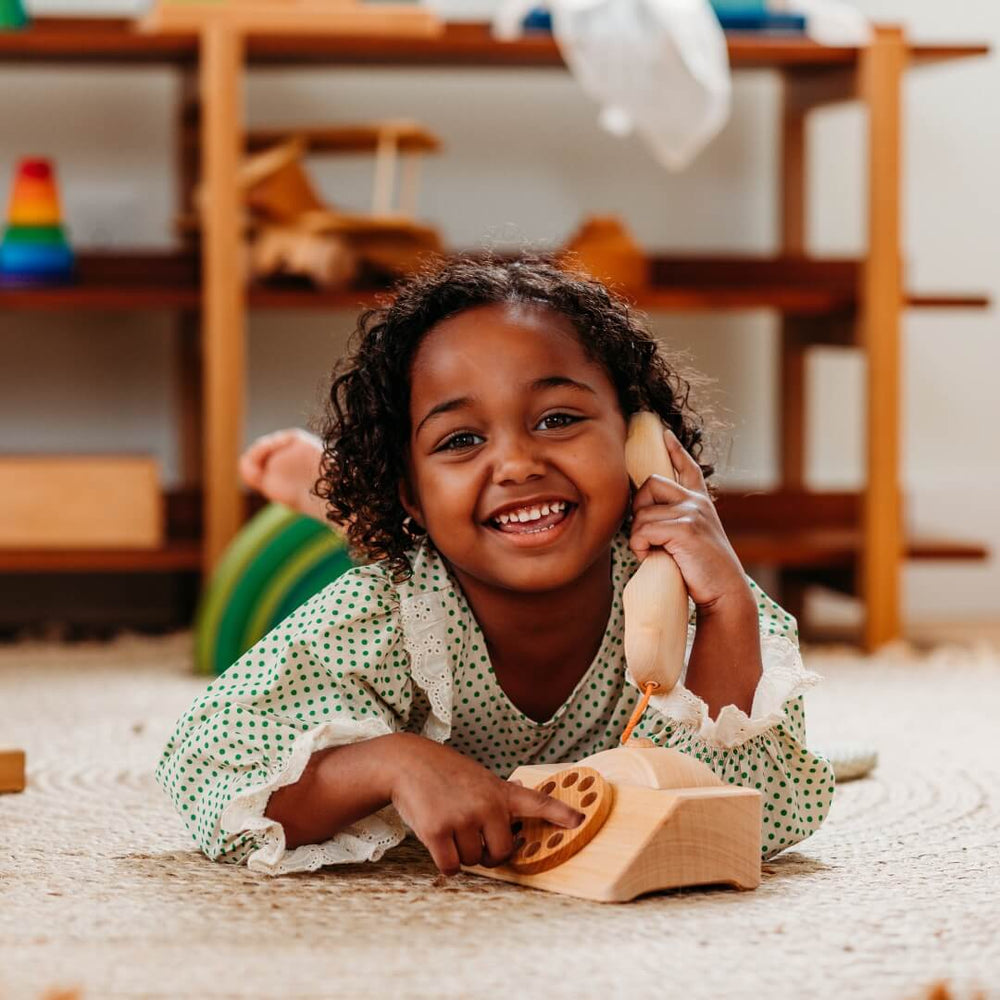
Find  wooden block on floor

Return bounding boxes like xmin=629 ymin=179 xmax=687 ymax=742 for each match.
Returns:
xmin=0 ymin=749 xmax=26 ymax=793
xmin=0 ymin=456 xmax=163 ymax=549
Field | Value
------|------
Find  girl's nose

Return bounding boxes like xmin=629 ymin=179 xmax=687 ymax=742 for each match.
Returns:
xmin=491 ymin=434 xmax=546 ymax=484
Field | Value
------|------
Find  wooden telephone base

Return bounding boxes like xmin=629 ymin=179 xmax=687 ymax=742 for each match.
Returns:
xmin=467 ymin=745 xmax=761 ymax=903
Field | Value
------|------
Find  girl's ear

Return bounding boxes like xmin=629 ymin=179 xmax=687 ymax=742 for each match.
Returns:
xmin=398 ymin=478 xmax=425 ymax=531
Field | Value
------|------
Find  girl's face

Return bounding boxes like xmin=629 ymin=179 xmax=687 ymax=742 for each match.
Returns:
xmin=402 ymin=301 xmax=630 ymax=595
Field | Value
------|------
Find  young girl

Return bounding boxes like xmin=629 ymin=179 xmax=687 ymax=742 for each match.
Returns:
xmin=158 ymin=257 xmax=834 ymax=876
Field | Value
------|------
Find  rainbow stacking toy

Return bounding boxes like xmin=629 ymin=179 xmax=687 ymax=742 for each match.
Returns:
xmin=0 ymin=0 xmax=28 ymax=30
xmin=0 ymin=158 xmax=74 ymax=286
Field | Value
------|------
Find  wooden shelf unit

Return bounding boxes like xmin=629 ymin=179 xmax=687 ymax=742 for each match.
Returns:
xmin=0 ymin=250 xmax=988 ymax=316
xmin=0 ymin=18 xmax=990 ymax=646
xmin=0 ymin=18 xmax=988 ymax=69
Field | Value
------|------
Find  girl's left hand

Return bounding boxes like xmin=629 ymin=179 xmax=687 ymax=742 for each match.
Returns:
xmin=629 ymin=427 xmax=751 ymax=614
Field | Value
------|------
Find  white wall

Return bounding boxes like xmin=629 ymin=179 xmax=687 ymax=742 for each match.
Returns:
xmin=1 ymin=0 xmax=997 ymax=622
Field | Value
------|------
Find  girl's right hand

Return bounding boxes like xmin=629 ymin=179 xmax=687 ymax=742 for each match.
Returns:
xmin=385 ymin=733 xmax=584 ymax=875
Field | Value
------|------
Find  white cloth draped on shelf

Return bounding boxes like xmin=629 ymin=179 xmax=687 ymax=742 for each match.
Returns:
xmin=495 ymin=0 xmax=732 ymax=171
xmin=493 ymin=0 xmax=873 ymax=168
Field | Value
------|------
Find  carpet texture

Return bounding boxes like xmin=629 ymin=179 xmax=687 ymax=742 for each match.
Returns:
xmin=1 ymin=633 xmax=998 ymax=1000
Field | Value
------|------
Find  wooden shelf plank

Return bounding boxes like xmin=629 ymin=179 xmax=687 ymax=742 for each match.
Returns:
xmin=719 ymin=489 xmax=989 ymax=567
xmin=0 ymin=540 xmax=202 ymax=573
xmin=907 ymin=538 xmax=991 ymax=561
xmin=0 ymin=531 xmax=982 ymax=574
xmin=906 ymin=292 xmax=991 ymax=310
xmin=730 ymin=531 xmax=988 ymax=568
xmin=1 ymin=488 xmax=985 ymax=574
xmin=909 ymin=43 xmax=991 ymax=68
xmin=0 ymin=19 xmax=988 ymax=70
xmin=0 ymin=252 xmax=199 ymax=311
xmin=2 ymin=252 xmax=988 ymax=317
xmin=0 ymin=18 xmax=195 ymax=65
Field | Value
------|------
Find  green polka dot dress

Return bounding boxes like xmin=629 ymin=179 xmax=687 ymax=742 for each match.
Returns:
xmin=156 ymin=533 xmax=835 ymax=874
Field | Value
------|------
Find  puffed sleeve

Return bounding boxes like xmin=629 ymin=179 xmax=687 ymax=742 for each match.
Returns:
xmin=155 ymin=563 xmax=414 ymax=875
xmin=633 ymin=578 xmax=836 ymax=860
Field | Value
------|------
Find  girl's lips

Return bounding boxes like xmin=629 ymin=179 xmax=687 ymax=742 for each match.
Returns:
xmin=486 ymin=503 xmax=576 ymax=547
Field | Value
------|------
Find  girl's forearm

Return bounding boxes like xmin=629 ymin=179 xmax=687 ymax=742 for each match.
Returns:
xmin=264 ymin=733 xmax=402 ymax=849
xmin=684 ymin=590 xmax=763 ymax=718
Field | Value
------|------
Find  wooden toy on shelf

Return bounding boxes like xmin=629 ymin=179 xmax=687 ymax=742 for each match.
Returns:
xmin=0 ymin=157 xmax=73 ymax=287
xmin=191 ymin=121 xmax=444 ymax=289
xmin=467 ymin=413 xmax=762 ymax=902
xmin=558 ymin=215 xmax=648 ymax=293
xmin=0 ymin=749 xmax=25 ymax=793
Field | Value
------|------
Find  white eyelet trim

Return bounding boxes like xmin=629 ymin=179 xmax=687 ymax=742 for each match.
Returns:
xmin=642 ymin=628 xmax=821 ymax=749
xmin=399 ymin=592 xmax=455 ymax=744
xmin=221 ymin=716 xmax=407 ymax=875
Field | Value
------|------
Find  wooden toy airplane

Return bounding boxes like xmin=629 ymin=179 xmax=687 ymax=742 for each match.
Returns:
xmin=466 ymin=412 xmax=763 ymax=903
xmin=178 ymin=122 xmax=443 ymax=288
xmin=239 ymin=124 xmax=443 ymax=287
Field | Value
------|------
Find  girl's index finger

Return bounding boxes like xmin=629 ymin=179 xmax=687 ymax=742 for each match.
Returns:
xmin=660 ymin=426 xmax=706 ymax=490
xmin=509 ymin=784 xmax=584 ymax=829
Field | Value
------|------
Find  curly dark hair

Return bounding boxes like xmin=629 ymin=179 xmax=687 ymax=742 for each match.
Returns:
xmin=316 ymin=256 xmax=716 ymax=581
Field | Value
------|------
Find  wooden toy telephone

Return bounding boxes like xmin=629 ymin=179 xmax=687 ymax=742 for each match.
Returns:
xmin=467 ymin=412 xmax=762 ymax=902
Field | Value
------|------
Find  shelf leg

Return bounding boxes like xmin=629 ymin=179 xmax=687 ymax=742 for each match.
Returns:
xmin=859 ymin=26 xmax=906 ymax=651
xmin=175 ymin=310 xmax=203 ymax=490
xmin=778 ymin=80 xmax=809 ymax=489
xmin=176 ymin=69 xmax=203 ymax=496
xmin=200 ymin=22 xmax=247 ymax=570
xmin=780 ymin=76 xmax=806 ymax=256
xmin=777 ymin=75 xmax=810 ymax=628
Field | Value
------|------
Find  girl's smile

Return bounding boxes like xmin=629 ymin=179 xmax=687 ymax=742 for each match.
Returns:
xmin=485 ymin=497 xmax=576 ymax=546
xmin=402 ymin=301 xmax=631 ymax=598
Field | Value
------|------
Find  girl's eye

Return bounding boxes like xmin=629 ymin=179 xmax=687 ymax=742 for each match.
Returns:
xmin=537 ymin=413 xmax=581 ymax=431
xmin=438 ymin=413 xmax=583 ymax=451
xmin=438 ymin=431 xmax=479 ymax=451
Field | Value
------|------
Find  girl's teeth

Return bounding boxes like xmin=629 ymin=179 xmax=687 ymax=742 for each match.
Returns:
xmin=493 ymin=501 xmax=569 ymax=526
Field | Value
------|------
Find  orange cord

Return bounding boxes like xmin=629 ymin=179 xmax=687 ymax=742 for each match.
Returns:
xmin=620 ymin=681 xmax=658 ymax=745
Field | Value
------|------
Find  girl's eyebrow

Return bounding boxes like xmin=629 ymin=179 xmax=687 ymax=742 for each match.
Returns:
xmin=415 ymin=376 xmax=596 ymax=435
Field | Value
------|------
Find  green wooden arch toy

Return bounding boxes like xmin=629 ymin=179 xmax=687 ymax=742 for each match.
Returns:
xmin=194 ymin=504 xmax=356 ymax=675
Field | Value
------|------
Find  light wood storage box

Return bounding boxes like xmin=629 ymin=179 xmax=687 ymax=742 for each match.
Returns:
xmin=0 ymin=456 xmax=164 ymax=549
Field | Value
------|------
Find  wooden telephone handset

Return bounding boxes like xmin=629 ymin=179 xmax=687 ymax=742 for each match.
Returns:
xmin=468 ymin=412 xmax=762 ymax=901
xmin=619 ymin=410 xmax=690 ymax=742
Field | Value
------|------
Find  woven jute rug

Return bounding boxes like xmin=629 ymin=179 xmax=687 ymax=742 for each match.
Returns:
xmin=1 ymin=633 xmax=998 ymax=1000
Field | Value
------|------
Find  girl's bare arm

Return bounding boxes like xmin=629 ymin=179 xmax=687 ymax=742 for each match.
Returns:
xmin=264 ymin=732 xmax=583 ymax=873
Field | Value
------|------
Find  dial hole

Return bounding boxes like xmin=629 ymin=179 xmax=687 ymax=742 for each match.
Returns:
xmin=580 ymin=792 xmax=597 ymax=808
xmin=524 ymin=841 xmax=541 ymax=857
xmin=546 ymin=832 xmax=564 ymax=849
xmin=561 ymin=772 xmax=579 ymax=788
xmin=513 ymin=837 xmax=526 ymax=852
xmin=578 ymin=776 xmax=595 ymax=792
xmin=540 ymin=781 xmax=556 ymax=795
